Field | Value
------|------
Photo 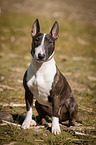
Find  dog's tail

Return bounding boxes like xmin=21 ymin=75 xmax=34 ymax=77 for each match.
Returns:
xmin=76 ymin=115 xmax=82 ymax=124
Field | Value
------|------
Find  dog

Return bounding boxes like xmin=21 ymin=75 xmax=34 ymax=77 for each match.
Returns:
xmin=22 ymin=19 xmax=78 ymax=135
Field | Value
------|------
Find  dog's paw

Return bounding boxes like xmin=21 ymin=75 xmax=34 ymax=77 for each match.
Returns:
xmin=21 ymin=119 xmax=31 ymax=129
xmin=22 ymin=119 xmax=36 ymax=129
xmin=52 ymin=117 xmax=61 ymax=135
xmin=52 ymin=124 xmax=61 ymax=135
xmin=30 ymin=119 xmax=37 ymax=126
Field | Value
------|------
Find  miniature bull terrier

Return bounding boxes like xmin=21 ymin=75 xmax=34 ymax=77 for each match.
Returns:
xmin=22 ymin=19 xmax=78 ymax=135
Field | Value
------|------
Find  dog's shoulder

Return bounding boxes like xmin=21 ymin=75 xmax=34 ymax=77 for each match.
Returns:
xmin=23 ymin=61 xmax=34 ymax=90
xmin=23 ymin=69 xmax=28 ymax=91
xmin=50 ymin=66 xmax=72 ymax=98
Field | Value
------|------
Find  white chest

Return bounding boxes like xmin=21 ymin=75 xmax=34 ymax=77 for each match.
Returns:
xmin=27 ymin=58 xmax=56 ymax=106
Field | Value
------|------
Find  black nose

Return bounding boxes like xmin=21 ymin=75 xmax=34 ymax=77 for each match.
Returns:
xmin=38 ymin=53 xmax=45 ymax=59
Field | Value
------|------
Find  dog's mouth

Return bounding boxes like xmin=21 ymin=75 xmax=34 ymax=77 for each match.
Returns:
xmin=36 ymin=59 xmax=45 ymax=63
xmin=35 ymin=56 xmax=46 ymax=63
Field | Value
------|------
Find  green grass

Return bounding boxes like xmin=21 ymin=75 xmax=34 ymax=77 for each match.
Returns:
xmin=0 ymin=12 xmax=96 ymax=144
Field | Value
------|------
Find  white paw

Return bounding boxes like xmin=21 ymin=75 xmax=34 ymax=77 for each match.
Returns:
xmin=22 ymin=119 xmax=36 ymax=129
xmin=52 ymin=124 xmax=61 ymax=135
xmin=22 ymin=107 xmax=36 ymax=129
xmin=30 ymin=119 xmax=37 ymax=126
xmin=21 ymin=119 xmax=31 ymax=129
xmin=52 ymin=117 xmax=61 ymax=135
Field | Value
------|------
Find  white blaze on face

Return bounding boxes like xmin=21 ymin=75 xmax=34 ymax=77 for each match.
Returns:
xmin=35 ymin=33 xmax=46 ymax=59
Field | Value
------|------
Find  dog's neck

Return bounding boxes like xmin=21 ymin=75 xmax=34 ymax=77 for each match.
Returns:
xmin=44 ymin=52 xmax=54 ymax=62
xmin=31 ymin=56 xmax=55 ymax=71
xmin=27 ymin=56 xmax=56 ymax=82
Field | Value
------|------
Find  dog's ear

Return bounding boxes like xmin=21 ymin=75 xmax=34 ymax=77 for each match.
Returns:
xmin=50 ymin=21 xmax=59 ymax=40
xmin=31 ymin=19 xmax=40 ymax=37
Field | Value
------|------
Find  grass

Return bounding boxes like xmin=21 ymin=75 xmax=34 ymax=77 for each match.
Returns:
xmin=0 ymin=12 xmax=96 ymax=144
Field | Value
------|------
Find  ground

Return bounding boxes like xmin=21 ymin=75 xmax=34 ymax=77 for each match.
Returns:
xmin=0 ymin=0 xmax=96 ymax=144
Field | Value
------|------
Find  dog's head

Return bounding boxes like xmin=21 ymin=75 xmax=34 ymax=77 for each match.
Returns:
xmin=31 ymin=19 xmax=59 ymax=63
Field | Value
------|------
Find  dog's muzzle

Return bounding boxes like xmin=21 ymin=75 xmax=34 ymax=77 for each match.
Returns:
xmin=36 ymin=52 xmax=46 ymax=63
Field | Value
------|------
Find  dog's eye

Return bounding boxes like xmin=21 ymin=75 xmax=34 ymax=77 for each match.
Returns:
xmin=33 ymin=37 xmax=41 ymax=47
xmin=34 ymin=38 xmax=39 ymax=42
xmin=34 ymin=38 xmax=40 ymax=46
xmin=49 ymin=41 xmax=52 ymax=44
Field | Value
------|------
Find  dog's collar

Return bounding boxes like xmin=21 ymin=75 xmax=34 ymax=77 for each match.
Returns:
xmin=44 ymin=52 xmax=54 ymax=62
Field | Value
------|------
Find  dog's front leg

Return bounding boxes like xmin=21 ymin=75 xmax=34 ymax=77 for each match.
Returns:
xmin=52 ymin=95 xmax=61 ymax=135
xmin=22 ymin=91 xmax=36 ymax=129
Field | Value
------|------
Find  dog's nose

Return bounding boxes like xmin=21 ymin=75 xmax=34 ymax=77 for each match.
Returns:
xmin=38 ymin=53 xmax=45 ymax=59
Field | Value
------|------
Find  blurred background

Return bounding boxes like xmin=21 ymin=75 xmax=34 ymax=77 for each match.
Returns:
xmin=0 ymin=0 xmax=96 ymax=24
xmin=0 ymin=0 xmax=96 ymax=144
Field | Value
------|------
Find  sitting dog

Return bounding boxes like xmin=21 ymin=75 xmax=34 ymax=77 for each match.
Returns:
xmin=22 ymin=19 xmax=78 ymax=135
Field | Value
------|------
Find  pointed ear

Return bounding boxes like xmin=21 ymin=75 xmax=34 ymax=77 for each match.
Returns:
xmin=31 ymin=19 xmax=40 ymax=37
xmin=50 ymin=21 xmax=59 ymax=40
